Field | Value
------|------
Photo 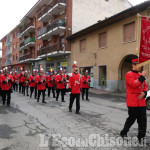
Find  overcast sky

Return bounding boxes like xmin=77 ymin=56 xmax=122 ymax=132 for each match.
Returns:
xmin=0 ymin=0 xmax=147 ymax=48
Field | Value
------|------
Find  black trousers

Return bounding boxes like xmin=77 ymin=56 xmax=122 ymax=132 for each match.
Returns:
xmin=2 ymin=90 xmax=11 ymax=106
xmin=56 ymin=89 xmax=64 ymax=101
xmin=69 ymin=94 xmax=80 ymax=113
xmin=82 ymin=88 xmax=89 ymax=100
xmin=19 ymin=82 xmax=23 ymax=93
xmin=37 ymin=90 xmax=45 ymax=102
xmin=23 ymin=86 xmax=29 ymax=96
xmin=120 ymin=107 xmax=147 ymax=140
xmin=30 ymin=87 xmax=37 ymax=98
xmin=48 ymin=87 xmax=55 ymax=98
xmin=13 ymin=83 xmax=18 ymax=92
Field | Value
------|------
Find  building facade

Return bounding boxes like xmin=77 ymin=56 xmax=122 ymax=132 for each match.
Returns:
xmin=67 ymin=1 xmax=150 ymax=93
xmin=1 ymin=0 xmax=131 ymax=73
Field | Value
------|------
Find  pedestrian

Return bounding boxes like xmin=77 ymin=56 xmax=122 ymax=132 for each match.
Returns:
xmin=1 ymin=67 xmax=13 ymax=106
xmin=81 ymin=70 xmax=91 ymax=101
xmin=36 ymin=68 xmax=47 ymax=103
xmin=29 ymin=69 xmax=36 ymax=98
xmin=47 ymin=69 xmax=55 ymax=98
xmin=55 ymin=68 xmax=66 ymax=102
xmin=120 ymin=57 xmax=148 ymax=143
xmin=18 ymin=68 xmax=24 ymax=93
xmin=68 ymin=61 xmax=82 ymax=114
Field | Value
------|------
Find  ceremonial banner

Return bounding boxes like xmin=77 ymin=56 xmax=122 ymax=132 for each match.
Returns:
xmin=139 ymin=16 xmax=150 ymax=65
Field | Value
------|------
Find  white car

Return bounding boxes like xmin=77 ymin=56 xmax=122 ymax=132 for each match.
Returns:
xmin=146 ymin=91 xmax=150 ymax=110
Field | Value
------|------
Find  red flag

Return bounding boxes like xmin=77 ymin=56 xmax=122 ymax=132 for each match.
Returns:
xmin=139 ymin=17 xmax=150 ymax=64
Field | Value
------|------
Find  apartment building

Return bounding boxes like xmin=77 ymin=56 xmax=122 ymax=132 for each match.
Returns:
xmin=1 ymin=0 xmax=131 ymax=72
xmin=1 ymin=27 xmax=26 ymax=71
xmin=67 ymin=1 xmax=150 ymax=93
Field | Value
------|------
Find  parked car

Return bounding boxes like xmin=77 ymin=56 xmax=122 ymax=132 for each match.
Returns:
xmin=146 ymin=91 xmax=150 ymax=110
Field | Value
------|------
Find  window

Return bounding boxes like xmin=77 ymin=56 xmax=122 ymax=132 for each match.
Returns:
xmin=80 ymin=39 xmax=86 ymax=52
xmin=16 ymin=42 xmax=18 ymax=49
xmin=98 ymin=32 xmax=107 ymax=48
xmin=13 ymin=32 xmax=15 ymax=38
xmin=99 ymin=66 xmax=107 ymax=86
xmin=16 ymin=54 xmax=18 ymax=60
xmin=123 ymin=22 xmax=135 ymax=43
xmin=13 ymin=44 xmax=15 ymax=50
xmin=13 ymin=55 xmax=15 ymax=61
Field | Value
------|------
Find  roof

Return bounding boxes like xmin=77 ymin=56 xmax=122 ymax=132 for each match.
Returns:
xmin=67 ymin=1 xmax=150 ymax=41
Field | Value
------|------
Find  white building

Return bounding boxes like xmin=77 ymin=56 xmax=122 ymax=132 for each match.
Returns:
xmin=72 ymin=0 xmax=132 ymax=33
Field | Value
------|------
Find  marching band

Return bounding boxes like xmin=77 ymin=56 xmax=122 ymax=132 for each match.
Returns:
xmin=0 ymin=61 xmax=91 ymax=113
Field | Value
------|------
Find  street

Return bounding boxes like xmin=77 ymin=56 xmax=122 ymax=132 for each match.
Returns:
xmin=0 ymin=91 xmax=150 ymax=150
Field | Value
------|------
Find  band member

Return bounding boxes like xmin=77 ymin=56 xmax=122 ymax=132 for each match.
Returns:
xmin=120 ymin=58 xmax=148 ymax=143
xmin=36 ymin=69 xmax=46 ymax=103
xmin=0 ymin=70 xmax=3 ymax=96
xmin=34 ymin=69 xmax=38 ymax=99
xmin=12 ymin=71 xmax=18 ymax=92
xmin=63 ymin=70 xmax=67 ymax=95
xmin=23 ymin=71 xmax=29 ymax=96
xmin=1 ymin=67 xmax=13 ymax=106
xmin=29 ymin=69 xmax=36 ymax=98
xmin=55 ymin=68 xmax=66 ymax=102
xmin=47 ymin=69 xmax=55 ymax=98
xmin=18 ymin=68 xmax=24 ymax=93
xmin=69 ymin=61 xmax=81 ymax=114
xmin=82 ymin=70 xmax=91 ymax=101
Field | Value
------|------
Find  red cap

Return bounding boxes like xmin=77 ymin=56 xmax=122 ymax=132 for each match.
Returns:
xmin=72 ymin=61 xmax=78 ymax=68
xmin=132 ymin=58 xmax=138 ymax=63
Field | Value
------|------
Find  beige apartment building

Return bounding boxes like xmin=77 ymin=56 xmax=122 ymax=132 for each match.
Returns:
xmin=67 ymin=1 xmax=150 ymax=93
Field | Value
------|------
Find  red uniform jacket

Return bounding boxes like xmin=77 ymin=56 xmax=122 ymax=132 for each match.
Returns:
xmin=29 ymin=75 xmax=36 ymax=87
xmin=47 ymin=75 xmax=55 ymax=87
xmin=23 ymin=76 xmax=29 ymax=86
xmin=81 ymin=75 xmax=91 ymax=88
xmin=13 ymin=75 xmax=18 ymax=84
xmin=69 ymin=72 xmax=81 ymax=94
xmin=1 ymin=75 xmax=13 ymax=90
xmin=36 ymin=75 xmax=46 ymax=90
xmin=125 ymin=71 xmax=148 ymax=107
xmin=55 ymin=74 xmax=66 ymax=89
xmin=18 ymin=73 xmax=24 ymax=83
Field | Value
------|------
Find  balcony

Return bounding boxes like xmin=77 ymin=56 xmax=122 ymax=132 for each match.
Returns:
xmin=19 ymin=37 xmax=35 ymax=51
xmin=5 ymin=37 xmax=12 ymax=47
xmin=5 ymin=60 xmax=12 ymax=66
xmin=5 ymin=47 xmax=12 ymax=56
xmin=38 ymin=0 xmax=66 ymax=22
xmin=19 ymin=21 xmax=35 ymax=37
xmin=37 ymin=42 xmax=70 ymax=58
xmin=37 ymin=19 xmax=66 ymax=40
xmin=19 ymin=53 xmax=34 ymax=63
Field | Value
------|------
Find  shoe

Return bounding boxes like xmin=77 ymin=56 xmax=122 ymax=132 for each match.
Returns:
xmin=7 ymin=104 xmax=10 ymax=107
xmin=27 ymin=95 xmax=29 ymax=96
xmin=76 ymin=112 xmax=81 ymax=115
xmin=3 ymin=102 xmax=5 ymax=106
xmin=82 ymin=98 xmax=84 ymax=100
xmin=69 ymin=109 xmax=72 ymax=112
xmin=56 ymin=99 xmax=58 ymax=101
xmin=35 ymin=97 xmax=37 ymax=99
xmin=42 ymin=101 xmax=47 ymax=103
xmin=62 ymin=100 xmax=65 ymax=102
xmin=86 ymin=99 xmax=90 ymax=101
xmin=120 ymin=132 xmax=128 ymax=139
xmin=37 ymin=100 xmax=39 ymax=102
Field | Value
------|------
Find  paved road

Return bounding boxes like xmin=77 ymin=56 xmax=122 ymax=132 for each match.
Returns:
xmin=0 ymin=91 xmax=150 ymax=150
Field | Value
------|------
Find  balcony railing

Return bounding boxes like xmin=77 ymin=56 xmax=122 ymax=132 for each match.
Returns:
xmin=37 ymin=43 xmax=66 ymax=56
xmin=20 ymin=21 xmax=35 ymax=34
xmin=19 ymin=53 xmax=34 ymax=62
xmin=5 ymin=60 xmax=12 ymax=66
xmin=37 ymin=19 xmax=65 ymax=38
xmin=38 ymin=0 xmax=66 ymax=20
xmin=20 ymin=37 xmax=35 ymax=49
xmin=5 ymin=47 xmax=12 ymax=56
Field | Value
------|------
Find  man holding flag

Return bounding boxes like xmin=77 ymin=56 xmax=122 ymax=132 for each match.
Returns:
xmin=120 ymin=57 xmax=148 ymax=143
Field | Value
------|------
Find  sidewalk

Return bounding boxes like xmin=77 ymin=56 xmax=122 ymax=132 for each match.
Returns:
xmin=89 ymin=88 xmax=126 ymax=98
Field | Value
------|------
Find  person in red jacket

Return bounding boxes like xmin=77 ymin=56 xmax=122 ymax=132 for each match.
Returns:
xmin=0 ymin=70 xmax=3 ymax=96
xmin=81 ymin=70 xmax=91 ymax=101
xmin=23 ymin=71 xmax=29 ymax=96
xmin=18 ymin=68 xmax=24 ymax=93
xmin=47 ymin=69 xmax=55 ymax=98
xmin=29 ymin=69 xmax=36 ymax=98
xmin=68 ymin=61 xmax=82 ymax=114
xmin=36 ymin=69 xmax=46 ymax=103
xmin=55 ymin=68 xmax=66 ymax=102
xmin=12 ymin=71 xmax=18 ymax=92
xmin=1 ymin=67 xmax=13 ymax=106
xmin=120 ymin=58 xmax=148 ymax=143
